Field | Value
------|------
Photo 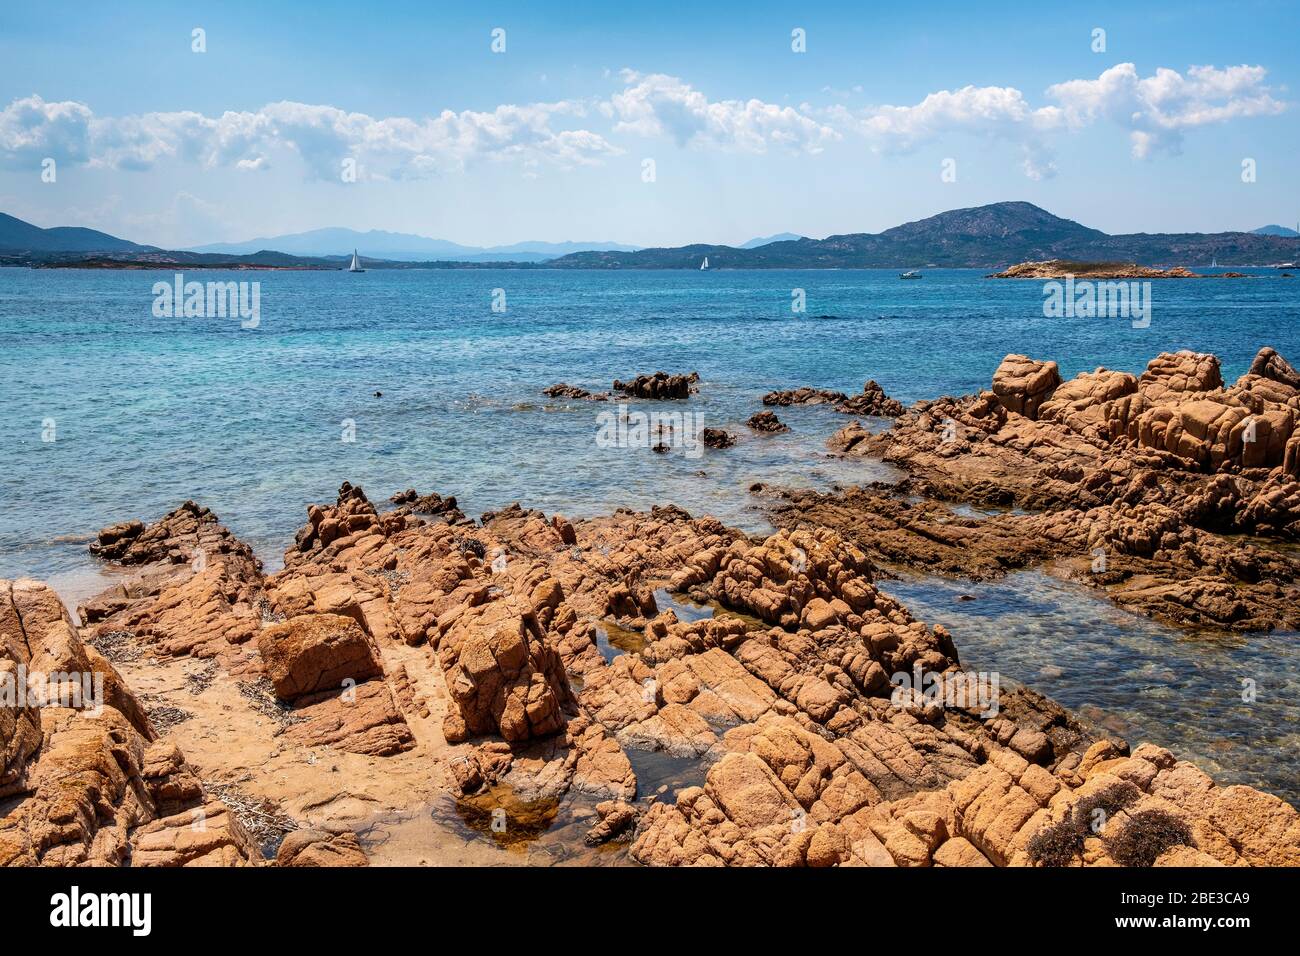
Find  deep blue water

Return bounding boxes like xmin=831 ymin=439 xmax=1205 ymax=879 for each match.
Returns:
xmin=2 ymin=266 xmax=1298 ymax=803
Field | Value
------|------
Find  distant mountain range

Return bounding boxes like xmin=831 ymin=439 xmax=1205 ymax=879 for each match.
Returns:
xmin=2 ymin=203 xmax=1297 ymax=269
xmin=1253 ymin=224 xmax=1300 ymax=238
xmin=739 ymin=232 xmax=805 ymax=249
xmin=185 ymin=227 xmax=640 ymax=262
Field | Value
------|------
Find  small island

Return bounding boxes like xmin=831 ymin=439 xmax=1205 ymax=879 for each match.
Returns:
xmin=990 ymin=260 xmax=1203 ymax=279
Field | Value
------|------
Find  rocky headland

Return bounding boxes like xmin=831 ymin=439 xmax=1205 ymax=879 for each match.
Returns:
xmin=3 ymin=347 xmax=1299 ymax=867
xmin=4 ymin=374 xmax=1299 ymax=867
xmin=782 ymin=347 xmax=1300 ymax=633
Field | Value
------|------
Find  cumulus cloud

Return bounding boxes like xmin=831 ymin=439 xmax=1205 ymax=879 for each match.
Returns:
xmin=0 ymin=95 xmax=94 ymax=164
xmin=819 ymin=83 xmax=1061 ymax=179
xmin=0 ymin=95 xmax=621 ymax=178
xmin=1 ymin=63 xmax=1282 ymax=182
xmin=850 ymin=85 xmax=1061 ymax=148
xmin=604 ymin=70 xmax=838 ymax=154
xmin=825 ymin=62 xmax=1282 ymax=176
xmin=1046 ymin=63 xmax=1285 ymax=157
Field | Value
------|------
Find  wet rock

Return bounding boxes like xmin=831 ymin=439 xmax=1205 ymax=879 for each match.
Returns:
xmin=613 ymin=371 xmax=698 ymax=400
xmin=703 ymin=428 xmax=736 ymax=449
xmin=839 ymin=381 xmax=905 ymax=417
xmin=763 ymin=386 xmax=849 ymax=408
xmin=747 ymin=411 xmax=789 ymax=433
xmin=543 ymin=383 xmax=610 ymax=401
xmin=389 ymin=489 xmax=468 ymax=523
xmin=763 ymin=382 xmax=903 ymax=417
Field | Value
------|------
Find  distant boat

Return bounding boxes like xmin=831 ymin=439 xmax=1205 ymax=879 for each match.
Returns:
xmin=899 ymin=270 xmax=922 ymax=279
xmin=1211 ymin=257 xmax=1218 ymax=268
xmin=700 ymin=256 xmax=709 ymax=270
xmin=348 ymin=250 xmax=365 ymax=273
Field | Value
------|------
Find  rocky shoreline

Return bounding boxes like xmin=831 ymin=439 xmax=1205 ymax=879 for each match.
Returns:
xmin=3 ymin=348 xmax=1299 ymax=868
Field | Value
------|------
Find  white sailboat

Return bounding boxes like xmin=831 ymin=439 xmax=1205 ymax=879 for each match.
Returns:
xmin=700 ymin=256 xmax=709 ymax=270
xmin=348 ymin=249 xmax=365 ymax=273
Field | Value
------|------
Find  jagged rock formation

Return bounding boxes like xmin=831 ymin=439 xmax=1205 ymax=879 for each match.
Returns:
xmin=4 ymin=420 xmax=1298 ymax=866
xmin=805 ymin=347 xmax=1300 ymax=631
xmin=0 ymin=580 xmax=259 ymax=866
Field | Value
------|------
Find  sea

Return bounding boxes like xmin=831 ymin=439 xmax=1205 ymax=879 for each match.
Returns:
xmin=2 ymin=266 xmax=1297 ymax=803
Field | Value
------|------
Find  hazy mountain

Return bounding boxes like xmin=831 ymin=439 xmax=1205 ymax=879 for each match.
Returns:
xmin=185 ymin=227 xmax=639 ymax=262
xmin=0 ymin=213 xmax=152 ymax=254
xmin=546 ymin=202 xmax=1300 ymax=269
xmin=740 ymin=232 xmax=805 ymax=248
xmin=1253 ymin=224 xmax=1300 ymax=237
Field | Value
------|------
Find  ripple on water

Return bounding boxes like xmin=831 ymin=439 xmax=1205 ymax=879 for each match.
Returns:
xmin=878 ymin=570 xmax=1300 ymax=807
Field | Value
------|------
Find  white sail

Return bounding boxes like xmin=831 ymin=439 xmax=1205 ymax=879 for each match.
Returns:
xmin=700 ymin=256 xmax=708 ymax=270
xmin=349 ymin=250 xmax=362 ymax=272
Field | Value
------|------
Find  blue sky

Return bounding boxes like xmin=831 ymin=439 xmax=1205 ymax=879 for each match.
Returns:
xmin=2 ymin=0 xmax=1297 ymax=248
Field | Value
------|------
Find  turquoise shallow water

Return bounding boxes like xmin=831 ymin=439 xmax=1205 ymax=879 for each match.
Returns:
xmin=4 ymin=266 xmax=1297 ymax=579
xmin=880 ymin=572 xmax=1300 ymax=805
xmin=2 ymin=266 xmax=1298 ymax=804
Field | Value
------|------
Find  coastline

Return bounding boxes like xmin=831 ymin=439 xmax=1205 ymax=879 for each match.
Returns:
xmin=5 ymin=346 xmax=1300 ymax=868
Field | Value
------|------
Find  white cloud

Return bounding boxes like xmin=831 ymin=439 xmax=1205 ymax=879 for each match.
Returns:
xmin=0 ymin=95 xmax=621 ymax=178
xmin=1 ymin=63 xmax=1283 ymax=183
xmin=0 ymin=95 xmax=93 ymax=164
xmin=824 ymin=62 xmax=1283 ymax=175
xmin=1046 ymin=63 xmax=1285 ymax=157
xmin=821 ymin=84 xmax=1061 ymax=179
xmin=850 ymin=85 xmax=1062 ymax=148
xmin=604 ymin=70 xmax=839 ymax=154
